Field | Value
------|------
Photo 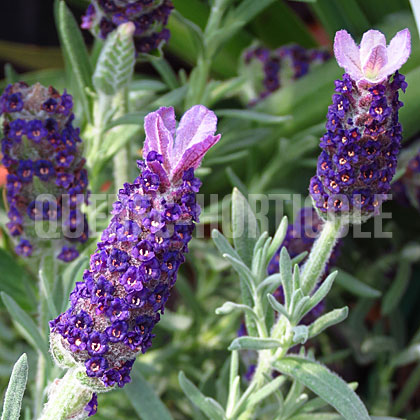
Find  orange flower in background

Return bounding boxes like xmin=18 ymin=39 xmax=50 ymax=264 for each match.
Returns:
xmin=0 ymin=164 xmax=7 ymax=187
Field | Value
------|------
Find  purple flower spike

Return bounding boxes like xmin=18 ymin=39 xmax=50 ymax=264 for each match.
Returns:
xmin=81 ymin=0 xmax=174 ymax=55
xmin=310 ymin=29 xmax=410 ymax=222
xmin=334 ymin=29 xmax=411 ymax=86
xmin=1 ymin=82 xmax=89 ymax=261
xmin=49 ymin=106 xmax=221 ymax=403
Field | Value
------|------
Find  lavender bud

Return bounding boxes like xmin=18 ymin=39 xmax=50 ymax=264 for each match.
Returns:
xmin=49 ymin=106 xmax=220 ymax=405
xmin=309 ymin=29 xmax=411 ymax=223
xmin=81 ymin=0 xmax=174 ymax=55
xmin=1 ymin=83 xmax=89 ymax=261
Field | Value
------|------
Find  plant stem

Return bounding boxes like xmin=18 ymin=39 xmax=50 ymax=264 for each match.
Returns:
xmin=112 ymin=88 xmax=131 ymax=193
xmin=185 ymin=0 xmax=231 ymax=108
xmin=39 ymin=369 xmax=93 ymax=420
xmin=392 ymin=363 xmax=420 ymax=416
xmin=300 ymin=217 xmax=342 ymax=295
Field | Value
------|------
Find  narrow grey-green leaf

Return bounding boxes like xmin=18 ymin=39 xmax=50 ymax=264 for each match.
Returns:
xmin=392 ymin=344 xmax=420 ymax=367
xmin=382 ymin=260 xmax=411 ymax=315
xmin=274 ymin=356 xmax=370 ymax=420
xmin=223 ymin=254 xmax=256 ymax=297
xmin=267 ymin=216 xmax=288 ymax=262
xmin=292 ymin=325 xmax=309 ymax=344
xmin=211 ymin=229 xmax=241 ymax=262
xmin=1 ymin=293 xmax=49 ymax=360
xmin=245 ymin=375 xmax=286 ymax=409
xmin=333 ymin=269 xmax=381 ymax=298
xmin=93 ymin=23 xmax=135 ymax=95
xmin=124 ymin=368 xmax=173 ymax=420
xmin=280 ymin=247 xmax=293 ymax=309
xmin=228 ymin=336 xmax=281 ymax=351
xmin=1 ymin=354 xmax=28 ymax=420
xmin=267 ymin=293 xmax=289 ymax=319
xmin=55 ymin=0 xmax=93 ymax=122
xmin=215 ymin=302 xmax=258 ymax=321
xmin=217 ymin=109 xmax=291 ymax=124
xmin=178 ymin=372 xmax=225 ymax=420
xmin=308 ymin=307 xmax=349 ymax=339
xmin=231 ymin=187 xmax=260 ymax=268
xmin=106 ymin=111 xmax=148 ymax=130
xmin=39 ymin=256 xmax=58 ymax=319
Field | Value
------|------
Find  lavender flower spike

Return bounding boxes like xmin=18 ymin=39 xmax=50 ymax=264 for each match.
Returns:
xmin=47 ymin=106 xmax=220 ymax=418
xmin=309 ymin=29 xmax=411 ymax=223
xmin=334 ymin=29 xmax=410 ymax=86
xmin=1 ymin=82 xmax=89 ymax=262
xmin=81 ymin=0 xmax=174 ymax=55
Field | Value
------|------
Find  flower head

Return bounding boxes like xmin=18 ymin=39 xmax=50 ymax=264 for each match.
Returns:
xmin=49 ymin=106 xmax=220 ymax=404
xmin=334 ymin=29 xmax=411 ymax=86
xmin=1 ymin=83 xmax=89 ymax=261
xmin=309 ymin=29 xmax=410 ymax=223
xmin=81 ymin=0 xmax=173 ymax=55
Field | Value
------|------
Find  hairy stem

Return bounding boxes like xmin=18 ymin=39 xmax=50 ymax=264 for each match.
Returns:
xmin=39 ymin=369 xmax=93 ymax=420
xmin=300 ymin=218 xmax=342 ymax=295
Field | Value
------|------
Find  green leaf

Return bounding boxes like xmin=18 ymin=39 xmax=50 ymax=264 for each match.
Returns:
xmin=289 ymin=414 xmax=342 ymax=420
xmin=231 ymin=187 xmax=260 ymax=268
xmin=267 ymin=216 xmax=288 ymax=262
xmin=39 ymin=256 xmax=58 ymax=319
xmin=216 ymin=109 xmax=291 ymax=124
xmin=225 ymin=0 xmax=277 ymax=30
xmin=292 ymin=326 xmax=309 ymax=344
xmin=267 ymin=293 xmax=290 ymax=319
xmin=106 ymin=112 xmax=147 ymax=130
xmin=215 ymin=301 xmax=258 ymax=321
xmin=178 ymin=372 xmax=226 ymax=420
xmin=391 ymin=344 xmax=420 ymax=367
xmin=1 ymin=293 xmax=50 ymax=361
xmin=257 ymin=274 xmax=282 ymax=294
xmin=222 ymin=254 xmax=256 ymax=298
xmin=301 ymin=271 xmax=337 ymax=319
xmin=308 ymin=307 xmax=349 ymax=339
xmin=280 ymin=247 xmax=293 ymax=309
xmin=55 ymin=0 xmax=93 ymax=122
xmin=244 ymin=376 xmax=286 ymax=410
xmin=228 ymin=336 xmax=281 ymax=351
xmin=1 ymin=354 xmax=28 ymax=420
xmin=0 ymin=248 xmax=33 ymax=310
xmin=124 ymin=368 xmax=173 ymax=420
xmin=274 ymin=356 xmax=370 ymax=420
xmin=93 ymin=23 xmax=136 ymax=95
xmin=211 ymin=229 xmax=242 ymax=261
xmin=382 ymin=260 xmax=411 ymax=315
xmin=333 ymin=269 xmax=381 ymax=299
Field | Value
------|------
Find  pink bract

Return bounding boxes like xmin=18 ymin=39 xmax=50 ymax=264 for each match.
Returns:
xmin=143 ymin=105 xmax=221 ymax=183
xmin=334 ymin=28 xmax=411 ymax=85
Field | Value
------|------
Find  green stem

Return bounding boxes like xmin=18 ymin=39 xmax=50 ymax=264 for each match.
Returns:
xmin=39 ymin=369 xmax=93 ymax=420
xmin=112 ymin=88 xmax=131 ymax=193
xmin=185 ymin=0 xmax=231 ymax=108
xmin=392 ymin=363 xmax=420 ymax=416
xmin=300 ymin=218 xmax=342 ymax=295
